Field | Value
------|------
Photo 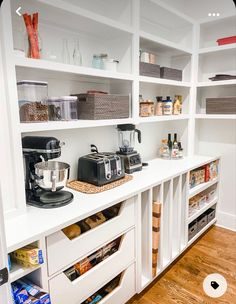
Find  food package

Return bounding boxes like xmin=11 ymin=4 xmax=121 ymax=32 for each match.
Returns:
xmin=189 ymin=167 xmax=205 ymax=188
xmin=64 ymin=266 xmax=78 ymax=281
xmin=210 ymin=160 xmax=219 ymax=180
xmin=83 ymin=294 xmax=103 ymax=304
xmin=85 ymin=212 xmax=106 ymax=229
xmin=11 ymin=246 xmax=43 ymax=266
xmin=62 ymin=224 xmax=81 ymax=240
xmin=77 ymin=220 xmax=91 ymax=233
xmin=75 ymin=252 xmax=97 ymax=276
xmin=102 ymin=204 xmax=121 ymax=219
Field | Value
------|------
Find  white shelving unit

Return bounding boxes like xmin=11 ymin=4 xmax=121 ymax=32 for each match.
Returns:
xmin=9 ymin=264 xmax=41 ymax=283
xmin=189 ymin=178 xmax=218 ymax=199
xmin=188 ymin=197 xmax=217 ymax=224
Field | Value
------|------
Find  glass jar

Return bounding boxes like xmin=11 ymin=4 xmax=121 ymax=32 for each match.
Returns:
xmin=159 ymin=139 xmax=170 ymax=159
xmin=163 ymin=96 xmax=173 ymax=115
xmin=17 ymin=80 xmax=48 ymax=122
xmin=47 ymin=96 xmax=78 ymax=121
xmin=92 ymin=54 xmax=107 ymax=69
xmin=140 ymin=100 xmax=154 ymax=117
xmin=155 ymin=96 xmax=163 ymax=115
xmin=103 ymin=59 xmax=119 ymax=72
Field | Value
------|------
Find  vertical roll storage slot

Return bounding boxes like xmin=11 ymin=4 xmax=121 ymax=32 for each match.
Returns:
xmin=160 ymin=180 xmax=172 ymax=268
xmin=172 ymin=176 xmax=182 ymax=258
xmin=181 ymin=173 xmax=188 ymax=250
xmin=140 ymin=190 xmax=152 ymax=289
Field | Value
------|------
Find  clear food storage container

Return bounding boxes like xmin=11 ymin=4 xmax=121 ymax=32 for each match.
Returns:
xmin=47 ymin=96 xmax=78 ymax=121
xmin=17 ymin=80 xmax=48 ymax=122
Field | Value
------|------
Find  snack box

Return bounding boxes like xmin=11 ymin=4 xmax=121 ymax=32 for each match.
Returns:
xmin=11 ymin=246 xmax=44 ymax=266
xmin=189 ymin=167 xmax=205 ymax=188
xmin=217 ymin=36 xmax=236 ymax=45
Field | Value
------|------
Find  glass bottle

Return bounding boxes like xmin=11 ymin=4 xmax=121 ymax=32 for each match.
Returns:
xmin=73 ymin=39 xmax=82 ymax=66
xmin=159 ymin=139 xmax=170 ymax=159
xmin=172 ymin=134 xmax=179 ymax=159
xmin=167 ymin=133 xmax=172 ymax=152
xmin=62 ymin=38 xmax=70 ymax=64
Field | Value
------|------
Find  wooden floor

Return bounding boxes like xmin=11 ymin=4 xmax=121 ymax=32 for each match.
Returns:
xmin=128 ymin=226 xmax=236 ymax=304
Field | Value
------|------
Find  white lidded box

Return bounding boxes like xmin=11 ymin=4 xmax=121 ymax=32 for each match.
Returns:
xmin=17 ymin=80 xmax=48 ymax=122
xmin=47 ymin=96 xmax=78 ymax=121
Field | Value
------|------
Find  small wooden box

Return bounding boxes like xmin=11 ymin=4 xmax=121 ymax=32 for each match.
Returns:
xmin=140 ymin=62 xmax=160 ymax=78
xmin=160 ymin=67 xmax=182 ymax=81
xmin=206 ymin=97 xmax=236 ymax=114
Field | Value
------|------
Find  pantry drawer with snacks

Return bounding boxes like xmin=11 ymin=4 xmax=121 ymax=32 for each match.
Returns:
xmin=46 ymin=198 xmax=135 ymax=276
xmin=49 ymin=229 xmax=135 ymax=304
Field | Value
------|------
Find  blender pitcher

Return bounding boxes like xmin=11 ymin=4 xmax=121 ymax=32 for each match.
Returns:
xmin=117 ymin=124 xmax=141 ymax=154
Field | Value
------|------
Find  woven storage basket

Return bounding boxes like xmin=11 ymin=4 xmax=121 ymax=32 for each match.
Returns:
xmin=140 ymin=62 xmax=160 ymax=78
xmin=206 ymin=97 xmax=236 ymax=114
xmin=74 ymin=93 xmax=130 ymax=120
xmin=160 ymin=67 xmax=182 ymax=81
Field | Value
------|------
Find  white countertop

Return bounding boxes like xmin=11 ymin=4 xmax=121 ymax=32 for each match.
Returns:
xmin=5 ymin=155 xmax=219 ymax=252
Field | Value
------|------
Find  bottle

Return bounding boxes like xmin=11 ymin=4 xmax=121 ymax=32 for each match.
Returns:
xmin=73 ymin=39 xmax=82 ymax=66
xmin=159 ymin=139 xmax=170 ymax=159
xmin=173 ymin=95 xmax=182 ymax=115
xmin=178 ymin=142 xmax=184 ymax=159
xmin=62 ymin=38 xmax=70 ymax=64
xmin=172 ymin=134 xmax=179 ymax=159
xmin=163 ymin=96 xmax=173 ymax=115
xmin=167 ymin=133 xmax=172 ymax=151
xmin=155 ymin=96 xmax=163 ymax=116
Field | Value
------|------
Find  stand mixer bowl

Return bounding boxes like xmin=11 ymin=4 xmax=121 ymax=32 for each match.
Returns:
xmin=34 ymin=161 xmax=70 ymax=192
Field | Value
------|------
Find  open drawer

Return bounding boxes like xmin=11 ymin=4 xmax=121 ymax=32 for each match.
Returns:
xmin=49 ymin=229 xmax=135 ymax=304
xmin=47 ymin=197 xmax=135 ymax=276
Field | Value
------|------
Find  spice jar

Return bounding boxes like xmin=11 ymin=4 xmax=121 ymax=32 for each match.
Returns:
xmin=163 ymin=96 xmax=173 ymax=115
xmin=173 ymin=95 xmax=182 ymax=115
xmin=47 ymin=96 xmax=78 ymax=121
xmin=17 ymin=80 xmax=48 ymax=122
xmin=140 ymin=99 xmax=154 ymax=117
xmin=155 ymin=96 xmax=163 ymax=115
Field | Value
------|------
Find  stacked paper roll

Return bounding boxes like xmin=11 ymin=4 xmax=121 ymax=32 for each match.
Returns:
xmin=152 ymin=201 xmax=162 ymax=277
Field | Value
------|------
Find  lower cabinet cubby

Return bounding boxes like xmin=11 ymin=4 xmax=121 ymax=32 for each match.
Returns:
xmin=49 ymin=229 xmax=135 ymax=304
xmin=46 ymin=197 xmax=135 ymax=275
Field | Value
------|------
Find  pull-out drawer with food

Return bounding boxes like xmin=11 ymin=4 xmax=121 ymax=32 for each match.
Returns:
xmin=46 ymin=197 xmax=135 ymax=276
xmin=49 ymin=228 xmax=135 ymax=304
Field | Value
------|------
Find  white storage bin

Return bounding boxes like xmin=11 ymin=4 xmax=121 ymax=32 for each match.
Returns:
xmin=49 ymin=229 xmax=135 ymax=304
xmin=46 ymin=197 xmax=135 ymax=276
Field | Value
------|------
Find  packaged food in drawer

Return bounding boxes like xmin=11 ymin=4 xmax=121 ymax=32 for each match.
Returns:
xmin=49 ymin=229 xmax=135 ymax=304
xmin=47 ymin=198 xmax=135 ymax=276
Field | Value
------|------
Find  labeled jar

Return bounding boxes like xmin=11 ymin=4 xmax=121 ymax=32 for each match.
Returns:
xmin=47 ymin=96 xmax=78 ymax=121
xmin=17 ymin=80 xmax=48 ymax=122
xmin=163 ymin=96 xmax=173 ymax=115
xmin=140 ymin=100 xmax=154 ymax=117
xmin=173 ymin=95 xmax=182 ymax=115
xmin=92 ymin=54 xmax=107 ymax=69
xmin=155 ymin=96 xmax=163 ymax=115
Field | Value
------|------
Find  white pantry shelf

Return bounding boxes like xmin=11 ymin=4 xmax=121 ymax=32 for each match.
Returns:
xmin=20 ymin=118 xmax=134 ymax=133
xmin=14 ymin=57 xmax=134 ymax=82
xmin=10 ymin=263 xmax=41 ymax=283
xmin=198 ymin=43 xmax=236 ymax=55
xmin=188 ymin=218 xmax=217 ymax=246
xmin=188 ymin=197 xmax=217 ymax=224
xmin=189 ymin=178 xmax=218 ymax=199
xmin=195 ymin=114 xmax=236 ymax=120
xmin=139 ymin=115 xmax=190 ymax=124
xmin=139 ymin=31 xmax=192 ymax=55
xmin=139 ymin=75 xmax=191 ymax=87
xmin=197 ymin=80 xmax=236 ymax=87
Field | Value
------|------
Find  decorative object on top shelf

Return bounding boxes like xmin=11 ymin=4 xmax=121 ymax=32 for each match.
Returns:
xmin=23 ymin=12 xmax=41 ymax=59
xmin=217 ymin=36 xmax=236 ymax=46
xmin=92 ymin=54 xmax=119 ymax=71
xmin=206 ymin=97 xmax=236 ymax=115
xmin=62 ymin=38 xmax=71 ymax=64
xmin=73 ymin=39 xmax=82 ymax=66
xmin=73 ymin=91 xmax=130 ymax=120
xmin=159 ymin=133 xmax=183 ymax=160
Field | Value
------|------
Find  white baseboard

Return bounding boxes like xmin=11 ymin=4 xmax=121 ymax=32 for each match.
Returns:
xmin=216 ymin=211 xmax=236 ymax=232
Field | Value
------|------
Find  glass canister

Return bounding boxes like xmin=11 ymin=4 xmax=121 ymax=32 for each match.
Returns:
xmin=17 ymin=80 xmax=48 ymax=122
xmin=92 ymin=54 xmax=107 ymax=69
xmin=139 ymin=100 xmax=154 ymax=117
xmin=47 ymin=96 xmax=78 ymax=121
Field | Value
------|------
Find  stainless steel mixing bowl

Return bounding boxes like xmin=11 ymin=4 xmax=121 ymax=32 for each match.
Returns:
xmin=34 ymin=161 xmax=70 ymax=192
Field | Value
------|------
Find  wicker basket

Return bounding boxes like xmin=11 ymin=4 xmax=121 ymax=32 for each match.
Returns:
xmin=73 ymin=93 xmax=130 ymax=120
xmin=160 ymin=67 xmax=182 ymax=81
xmin=140 ymin=62 xmax=160 ymax=78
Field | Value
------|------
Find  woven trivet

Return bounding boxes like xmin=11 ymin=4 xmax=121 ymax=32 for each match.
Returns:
xmin=67 ymin=175 xmax=133 ymax=194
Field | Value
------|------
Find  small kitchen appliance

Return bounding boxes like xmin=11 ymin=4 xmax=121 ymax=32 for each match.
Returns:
xmin=117 ymin=124 xmax=142 ymax=174
xmin=22 ymin=136 xmax=73 ymax=208
xmin=78 ymin=145 xmax=125 ymax=186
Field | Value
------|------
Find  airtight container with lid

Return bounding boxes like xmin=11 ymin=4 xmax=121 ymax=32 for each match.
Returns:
xmin=47 ymin=96 xmax=78 ymax=121
xmin=17 ymin=80 xmax=48 ymax=122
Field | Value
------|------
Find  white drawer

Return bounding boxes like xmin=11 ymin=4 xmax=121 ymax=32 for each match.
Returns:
xmin=49 ymin=228 xmax=135 ymax=304
xmin=98 ymin=263 xmax=136 ymax=304
xmin=47 ymin=197 xmax=135 ymax=276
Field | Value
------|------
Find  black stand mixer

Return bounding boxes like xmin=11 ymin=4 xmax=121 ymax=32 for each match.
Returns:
xmin=22 ymin=136 xmax=73 ymax=208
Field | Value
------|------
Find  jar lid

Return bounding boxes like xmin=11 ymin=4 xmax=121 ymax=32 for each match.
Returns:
xmin=48 ymin=96 xmax=78 ymax=101
xmin=104 ymin=58 xmax=119 ymax=63
xmin=17 ymin=80 xmax=48 ymax=86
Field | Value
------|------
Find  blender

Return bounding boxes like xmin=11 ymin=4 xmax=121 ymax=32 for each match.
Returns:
xmin=117 ymin=124 xmax=142 ymax=174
